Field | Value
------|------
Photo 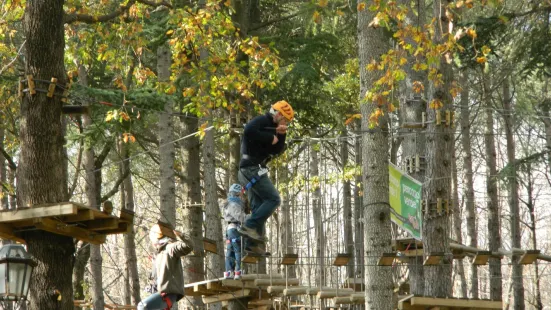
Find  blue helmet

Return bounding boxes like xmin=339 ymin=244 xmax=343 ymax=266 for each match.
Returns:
xmin=229 ymin=183 xmax=243 ymax=194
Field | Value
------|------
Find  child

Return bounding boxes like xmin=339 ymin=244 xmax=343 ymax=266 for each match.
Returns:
xmin=222 ymin=183 xmax=247 ymax=280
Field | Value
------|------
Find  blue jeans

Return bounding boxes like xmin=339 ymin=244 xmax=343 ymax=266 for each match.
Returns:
xmin=225 ymin=228 xmax=241 ymax=272
xmin=238 ymin=166 xmax=280 ymax=247
xmin=137 ymin=293 xmax=178 ymax=310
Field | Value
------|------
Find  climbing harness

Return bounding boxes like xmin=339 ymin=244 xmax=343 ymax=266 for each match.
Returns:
xmin=241 ymin=165 xmax=269 ymax=193
xmin=160 ymin=292 xmax=173 ymax=310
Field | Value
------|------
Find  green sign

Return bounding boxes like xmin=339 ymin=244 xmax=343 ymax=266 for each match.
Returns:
xmin=389 ymin=163 xmax=423 ymax=240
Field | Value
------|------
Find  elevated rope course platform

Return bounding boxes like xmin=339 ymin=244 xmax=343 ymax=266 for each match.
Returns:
xmin=378 ymin=237 xmax=549 ymax=266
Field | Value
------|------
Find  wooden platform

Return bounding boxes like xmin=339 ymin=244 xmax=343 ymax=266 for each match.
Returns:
xmin=183 ymin=274 xmax=296 ymax=303
xmin=0 ymin=202 xmax=132 ymax=244
xmin=74 ymin=300 xmax=136 ymax=309
xmin=398 ymin=295 xmax=502 ymax=309
xmin=342 ymin=278 xmax=364 ymax=291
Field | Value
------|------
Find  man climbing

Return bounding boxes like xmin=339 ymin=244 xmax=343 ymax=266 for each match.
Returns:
xmin=138 ymin=224 xmax=194 ymax=310
xmin=238 ymin=100 xmax=294 ymax=255
xmin=222 ymin=183 xmax=247 ymax=279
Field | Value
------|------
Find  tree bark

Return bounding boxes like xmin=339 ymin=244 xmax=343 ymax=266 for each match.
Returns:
xmin=120 ymin=141 xmax=141 ymax=305
xmin=502 ymin=75 xmax=524 ymax=309
xmin=482 ymin=72 xmax=502 ymax=301
xmin=180 ymin=114 xmax=205 ymax=308
xmin=310 ymin=139 xmax=325 ymax=286
xmin=341 ymin=131 xmax=354 ymax=279
xmin=279 ymin=165 xmax=296 ymax=278
xmin=18 ymin=2 xmax=75 ymax=309
xmin=422 ymin=0 xmax=454 ymax=298
xmin=399 ymin=96 xmax=426 ymax=296
xmin=358 ymin=5 xmax=393 ymax=309
xmin=158 ymin=43 xmax=177 ymax=227
xmin=353 ymin=124 xmax=364 ymax=283
xmin=451 ymin=148 xmax=467 ymax=298
xmin=0 ymin=128 xmax=7 ymax=210
xmin=459 ymin=70 xmax=477 ymax=298
xmin=523 ymin=162 xmax=543 ymax=309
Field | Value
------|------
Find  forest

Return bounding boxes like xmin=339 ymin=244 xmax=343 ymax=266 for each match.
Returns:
xmin=1 ymin=0 xmax=551 ymax=309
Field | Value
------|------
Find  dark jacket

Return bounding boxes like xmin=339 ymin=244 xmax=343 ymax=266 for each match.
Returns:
xmin=154 ymin=236 xmax=193 ymax=299
xmin=240 ymin=113 xmax=286 ymax=167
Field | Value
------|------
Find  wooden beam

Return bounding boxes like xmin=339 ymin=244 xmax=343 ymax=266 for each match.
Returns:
xmin=0 ymin=223 xmax=26 ymax=244
xmin=349 ymin=293 xmax=365 ymax=304
xmin=472 ymin=251 xmax=492 ymax=265
xmin=206 ymin=281 xmax=234 ymax=293
xmin=519 ymin=250 xmax=540 ymax=265
xmin=242 ymin=253 xmax=260 ymax=263
xmin=101 ymin=222 xmax=130 ymax=234
xmin=241 ymin=274 xmax=283 ymax=280
xmin=378 ymin=253 xmax=397 ymax=266
xmin=33 ymin=218 xmax=106 ymax=244
xmin=62 ymin=210 xmax=95 ymax=222
xmin=248 ymin=300 xmax=273 ymax=307
xmin=203 ymin=238 xmax=218 ymax=254
xmin=317 ymin=288 xmax=354 ymax=299
xmin=409 ymin=296 xmax=502 ymax=308
xmin=333 ymin=253 xmax=351 ymax=266
xmin=194 ymin=283 xmax=213 ymax=295
xmin=84 ymin=218 xmax=120 ymax=231
xmin=280 ymin=253 xmax=299 ymax=265
xmin=305 ymin=287 xmax=332 ymax=295
xmin=254 ymin=278 xmax=299 ymax=286
xmin=0 ymin=203 xmax=77 ymax=222
xmin=202 ymin=289 xmax=251 ymax=304
xmin=266 ymin=286 xmax=286 ymax=294
xmin=218 ymin=279 xmax=258 ymax=290
xmin=119 ymin=209 xmax=135 ymax=222
xmin=283 ymin=287 xmax=308 ymax=296
xmin=333 ymin=297 xmax=353 ymax=304
xmin=423 ymin=252 xmax=444 ymax=266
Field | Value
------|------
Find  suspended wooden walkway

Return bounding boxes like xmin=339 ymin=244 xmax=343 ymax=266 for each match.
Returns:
xmin=0 ymin=201 xmax=132 ymax=244
xmin=377 ymin=237 xmax=547 ymax=266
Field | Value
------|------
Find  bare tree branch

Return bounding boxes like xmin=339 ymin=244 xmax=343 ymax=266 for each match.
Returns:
xmin=68 ymin=142 xmax=84 ymax=199
xmin=0 ymin=146 xmax=16 ymax=171
xmin=101 ymin=169 xmax=130 ymax=202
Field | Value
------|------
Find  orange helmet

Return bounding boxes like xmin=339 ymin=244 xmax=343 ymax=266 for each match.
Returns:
xmin=271 ymin=100 xmax=294 ymax=121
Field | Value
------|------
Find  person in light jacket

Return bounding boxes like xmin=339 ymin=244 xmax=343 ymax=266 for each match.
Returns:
xmin=138 ymin=224 xmax=194 ymax=310
xmin=223 ymin=183 xmax=248 ymax=279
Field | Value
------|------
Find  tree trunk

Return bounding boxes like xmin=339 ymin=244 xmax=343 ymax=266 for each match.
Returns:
xmin=523 ymin=162 xmax=543 ymax=309
xmin=451 ymin=149 xmax=467 ymax=298
xmin=400 ymin=97 xmax=427 ymax=296
xmin=279 ymin=165 xmax=296 ymax=278
xmin=0 ymin=128 xmax=7 ymax=210
xmin=460 ymin=70 xmax=477 ymax=298
xmin=502 ymin=75 xmax=524 ymax=309
xmin=422 ymin=0 xmax=454 ymax=298
xmin=120 ymin=141 xmax=141 ymax=305
xmin=341 ymin=131 xmax=354 ymax=279
xmin=204 ymin=118 xmax=224 ymax=281
xmin=18 ymin=2 xmax=75 ymax=309
xmin=76 ymin=61 xmax=105 ymax=310
xmin=83 ymin=97 xmax=105 ymax=310
xmin=158 ymin=44 xmax=177 ymax=227
xmin=310 ymin=139 xmax=325 ymax=286
xmin=358 ymin=5 xmax=393 ymax=309
xmin=482 ymin=72 xmax=502 ymax=301
xmin=180 ymin=114 xmax=205 ymax=308
xmin=8 ymin=166 xmax=15 ymax=209
xmin=353 ymin=124 xmax=364 ymax=283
